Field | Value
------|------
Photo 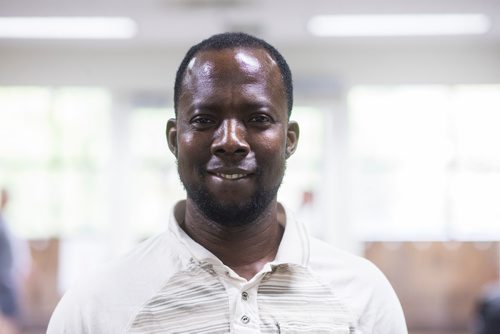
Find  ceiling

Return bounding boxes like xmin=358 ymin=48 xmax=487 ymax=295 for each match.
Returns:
xmin=1 ymin=0 xmax=500 ymax=50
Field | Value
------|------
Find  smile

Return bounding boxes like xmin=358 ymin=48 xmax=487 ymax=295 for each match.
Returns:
xmin=216 ymin=173 xmax=247 ymax=180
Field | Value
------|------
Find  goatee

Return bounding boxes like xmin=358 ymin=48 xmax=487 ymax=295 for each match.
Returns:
xmin=180 ymin=168 xmax=284 ymax=227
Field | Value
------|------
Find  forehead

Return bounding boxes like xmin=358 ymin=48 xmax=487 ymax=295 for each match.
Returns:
xmin=178 ymin=47 xmax=287 ymax=114
xmin=182 ymin=47 xmax=281 ymax=87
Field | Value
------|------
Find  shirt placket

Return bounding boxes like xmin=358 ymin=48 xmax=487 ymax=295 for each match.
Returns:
xmin=215 ymin=265 xmax=270 ymax=333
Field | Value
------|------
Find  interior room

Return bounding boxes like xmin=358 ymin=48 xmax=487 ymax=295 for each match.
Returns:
xmin=1 ymin=0 xmax=500 ymax=333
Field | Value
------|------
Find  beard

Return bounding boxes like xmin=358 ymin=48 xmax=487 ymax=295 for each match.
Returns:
xmin=179 ymin=165 xmax=285 ymax=227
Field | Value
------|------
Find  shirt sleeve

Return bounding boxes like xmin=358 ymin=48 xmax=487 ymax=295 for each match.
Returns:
xmin=359 ymin=260 xmax=408 ymax=334
xmin=47 ymin=289 xmax=89 ymax=334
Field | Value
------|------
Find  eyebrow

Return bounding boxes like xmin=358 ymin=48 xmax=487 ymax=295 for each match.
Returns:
xmin=191 ymin=98 xmax=274 ymax=109
xmin=190 ymin=102 xmax=277 ymax=116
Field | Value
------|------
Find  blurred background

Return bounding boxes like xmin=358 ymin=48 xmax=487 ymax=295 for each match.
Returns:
xmin=1 ymin=0 xmax=500 ymax=333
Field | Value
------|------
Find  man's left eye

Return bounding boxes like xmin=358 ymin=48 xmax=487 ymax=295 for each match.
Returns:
xmin=193 ymin=118 xmax=212 ymax=124
xmin=249 ymin=115 xmax=272 ymax=123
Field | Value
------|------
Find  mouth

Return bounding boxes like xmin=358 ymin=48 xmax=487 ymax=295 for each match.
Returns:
xmin=214 ymin=172 xmax=249 ymax=180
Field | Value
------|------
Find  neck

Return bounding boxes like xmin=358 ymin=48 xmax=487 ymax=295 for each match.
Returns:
xmin=177 ymin=199 xmax=285 ymax=280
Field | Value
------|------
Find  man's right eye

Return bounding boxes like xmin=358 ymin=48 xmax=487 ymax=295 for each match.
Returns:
xmin=191 ymin=116 xmax=215 ymax=127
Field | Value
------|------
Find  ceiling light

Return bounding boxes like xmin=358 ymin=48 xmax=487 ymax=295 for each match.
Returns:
xmin=308 ymin=14 xmax=491 ymax=37
xmin=0 ymin=17 xmax=137 ymax=39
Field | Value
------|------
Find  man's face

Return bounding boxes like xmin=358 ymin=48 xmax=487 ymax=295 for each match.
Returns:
xmin=168 ymin=47 xmax=298 ymax=225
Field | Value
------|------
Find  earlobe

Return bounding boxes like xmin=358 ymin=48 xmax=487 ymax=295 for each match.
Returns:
xmin=286 ymin=121 xmax=299 ymax=158
xmin=166 ymin=118 xmax=178 ymax=157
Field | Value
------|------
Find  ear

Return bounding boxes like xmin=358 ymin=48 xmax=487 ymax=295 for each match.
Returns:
xmin=285 ymin=121 xmax=299 ymax=158
xmin=166 ymin=118 xmax=178 ymax=157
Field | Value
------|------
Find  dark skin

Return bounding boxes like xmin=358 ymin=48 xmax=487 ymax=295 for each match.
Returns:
xmin=167 ymin=47 xmax=299 ymax=280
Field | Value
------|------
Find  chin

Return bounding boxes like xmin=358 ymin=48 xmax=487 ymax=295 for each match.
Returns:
xmin=185 ymin=184 xmax=279 ymax=227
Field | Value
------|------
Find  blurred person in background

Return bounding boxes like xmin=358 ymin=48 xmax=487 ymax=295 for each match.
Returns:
xmin=474 ymin=283 xmax=500 ymax=334
xmin=0 ymin=188 xmax=20 ymax=333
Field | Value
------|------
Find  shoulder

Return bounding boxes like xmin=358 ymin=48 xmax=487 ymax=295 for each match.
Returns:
xmin=309 ymin=237 xmax=383 ymax=281
xmin=48 ymin=232 xmax=183 ymax=333
xmin=308 ymin=237 xmax=408 ymax=333
xmin=308 ymin=237 xmax=391 ymax=306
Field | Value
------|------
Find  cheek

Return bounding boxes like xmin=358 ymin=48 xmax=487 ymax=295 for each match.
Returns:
xmin=176 ymin=133 xmax=210 ymax=168
xmin=261 ymin=127 xmax=287 ymax=152
xmin=253 ymin=130 xmax=287 ymax=166
xmin=177 ymin=126 xmax=210 ymax=154
xmin=177 ymin=128 xmax=196 ymax=149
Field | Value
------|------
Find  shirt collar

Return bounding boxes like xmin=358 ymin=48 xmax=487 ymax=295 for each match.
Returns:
xmin=168 ymin=201 xmax=310 ymax=268
xmin=272 ymin=203 xmax=310 ymax=267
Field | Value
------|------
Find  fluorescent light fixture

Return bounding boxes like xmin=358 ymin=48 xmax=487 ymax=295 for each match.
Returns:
xmin=0 ymin=17 xmax=137 ymax=39
xmin=308 ymin=14 xmax=491 ymax=37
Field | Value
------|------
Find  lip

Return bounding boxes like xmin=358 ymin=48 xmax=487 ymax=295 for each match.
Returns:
xmin=207 ymin=167 xmax=255 ymax=181
xmin=213 ymin=173 xmax=248 ymax=180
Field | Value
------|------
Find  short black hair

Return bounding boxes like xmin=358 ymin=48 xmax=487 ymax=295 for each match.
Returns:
xmin=174 ymin=32 xmax=293 ymax=117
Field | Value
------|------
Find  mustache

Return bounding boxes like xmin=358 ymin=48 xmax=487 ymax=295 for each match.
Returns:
xmin=204 ymin=158 xmax=258 ymax=172
xmin=198 ymin=162 xmax=262 ymax=178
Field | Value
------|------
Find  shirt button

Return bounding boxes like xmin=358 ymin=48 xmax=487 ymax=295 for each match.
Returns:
xmin=241 ymin=291 xmax=249 ymax=300
xmin=241 ymin=315 xmax=250 ymax=324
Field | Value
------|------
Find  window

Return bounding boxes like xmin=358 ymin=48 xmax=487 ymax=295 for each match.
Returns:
xmin=349 ymin=85 xmax=500 ymax=240
xmin=129 ymin=107 xmax=183 ymax=238
xmin=279 ymin=106 xmax=325 ymax=209
xmin=0 ymin=87 xmax=111 ymax=238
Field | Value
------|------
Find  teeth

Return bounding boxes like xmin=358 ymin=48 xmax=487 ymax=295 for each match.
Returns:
xmin=217 ymin=173 xmax=245 ymax=180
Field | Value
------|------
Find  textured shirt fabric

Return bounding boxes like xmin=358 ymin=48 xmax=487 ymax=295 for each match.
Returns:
xmin=48 ymin=201 xmax=407 ymax=333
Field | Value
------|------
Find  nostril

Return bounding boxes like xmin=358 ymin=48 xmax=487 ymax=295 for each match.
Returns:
xmin=211 ymin=120 xmax=250 ymax=155
xmin=235 ymin=147 xmax=247 ymax=153
xmin=211 ymin=142 xmax=249 ymax=156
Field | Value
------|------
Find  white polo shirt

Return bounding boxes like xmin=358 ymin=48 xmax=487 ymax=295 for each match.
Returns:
xmin=48 ymin=201 xmax=407 ymax=333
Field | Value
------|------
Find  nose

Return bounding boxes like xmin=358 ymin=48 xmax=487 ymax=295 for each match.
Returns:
xmin=211 ymin=119 xmax=250 ymax=157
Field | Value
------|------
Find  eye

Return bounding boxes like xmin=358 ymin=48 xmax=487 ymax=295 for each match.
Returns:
xmin=190 ymin=115 xmax=215 ymax=128
xmin=249 ymin=114 xmax=273 ymax=124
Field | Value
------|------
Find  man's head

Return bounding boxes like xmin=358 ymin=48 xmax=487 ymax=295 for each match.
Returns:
xmin=174 ymin=32 xmax=294 ymax=117
xmin=167 ymin=32 xmax=299 ymax=226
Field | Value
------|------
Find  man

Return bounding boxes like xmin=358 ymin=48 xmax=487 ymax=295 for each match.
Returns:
xmin=474 ymin=283 xmax=500 ymax=334
xmin=48 ymin=32 xmax=407 ymax=333
xmin=0 ymin=189 xmax=19 ymax=333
